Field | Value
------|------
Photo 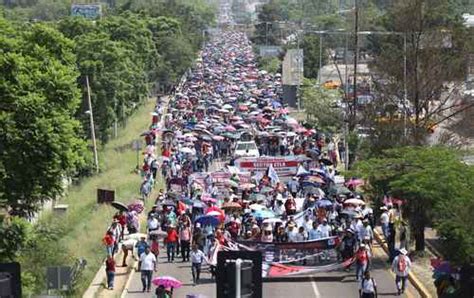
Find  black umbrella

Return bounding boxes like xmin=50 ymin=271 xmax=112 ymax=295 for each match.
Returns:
xmin=111 ymin=201 xmax=128 ymax=212
xmin=319 ymin=158 xmax=333 ymax=166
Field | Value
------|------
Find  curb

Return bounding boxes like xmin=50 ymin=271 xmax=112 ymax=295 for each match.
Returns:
xmin=120 ymin=258 xmax=137 ymax=298
xmin=373 ymin=229 xmax=432 ymax=298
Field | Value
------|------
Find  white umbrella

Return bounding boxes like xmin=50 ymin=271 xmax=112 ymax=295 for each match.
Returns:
xmin=179 ymin=147 xmax=194 ymax=154
xmin=344 ymin=198 xmax=366 ymax=206
xmin=249 ymin=204 xmax=266 ymax=211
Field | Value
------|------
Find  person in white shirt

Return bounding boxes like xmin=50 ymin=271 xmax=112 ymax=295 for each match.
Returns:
xmin=380 ymin=206 xmax=390 ymax=239
xmin=358 ymin=220 xmax=374 ymax=244
xmin=147 ymin=216 xmax=159 ymax=233
xmin=295 ymin=226 xmax=306 ymax=242
xmin=359 ymin=271 xmax=377 ymax=298
xmin=287 ymin=224 xmax=298 ymax=242
xmin=391 ymin=248 xmax=412 ymax=295
xmin=190 ymin=243 xmax=208 ymax=285
xmin=139 ymin=247 xmax=157 ymax=292
xmin=316 ymin=219 xmax=331 ymax=238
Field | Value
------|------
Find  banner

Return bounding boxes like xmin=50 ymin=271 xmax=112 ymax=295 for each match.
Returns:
xmin=189 ymin=171 xmax=251 ymax=198
xmin=237 ymin=236 xmax=340 ymax=265
xmin=234 ymin=156 xmax=308 ymax=181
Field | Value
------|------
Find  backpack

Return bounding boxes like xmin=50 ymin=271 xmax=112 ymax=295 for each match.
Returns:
xmin=361 ymin=278 xmax=375 ymax=293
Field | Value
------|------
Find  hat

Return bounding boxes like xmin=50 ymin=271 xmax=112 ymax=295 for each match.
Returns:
xmin=195 ymin=223 xmax=201 ymax=228
xmin=287 ymin=222 xmax=296 ymax=228
xmin=322 ymin=218 xmax=328 ymax=222
xmin=360 ymin=244 xmax=366 ymax=249
xmin=354 ymin=213 xmax=363 ymax=219
xmin=399 ymin=248 xmax=408 ymax=255
xmin=380 ymin=206 xmax=388 ymax=211
xmin=346 ymin=228 xmax=355 ymax=234
xmin=264 ymin=225 xmax=272 ymax=231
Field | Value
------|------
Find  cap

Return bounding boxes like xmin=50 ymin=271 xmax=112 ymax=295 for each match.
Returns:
xmin=195 ymin=223 xmax=201 ymax=228
xmin=380 ymin=206 xmax=388 ymax=211
xmin=360 ymin=244 xmax=366 ymax=249
xmin=399 ymin=248 xmax=408 ymax=255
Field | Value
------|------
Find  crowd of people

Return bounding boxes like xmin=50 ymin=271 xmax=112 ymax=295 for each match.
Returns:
xmin=100 ymin=31 xmax=413 ymax=297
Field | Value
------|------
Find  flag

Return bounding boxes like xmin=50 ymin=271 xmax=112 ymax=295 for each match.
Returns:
xmin=267 ymin=165 xmax=280 ymax=186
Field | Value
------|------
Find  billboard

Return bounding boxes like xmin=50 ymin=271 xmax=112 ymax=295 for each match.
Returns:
xmin=282 ymin=49 xmax=303 ymax=86
xmin=71 ymin=4 xmax=102 ymax=19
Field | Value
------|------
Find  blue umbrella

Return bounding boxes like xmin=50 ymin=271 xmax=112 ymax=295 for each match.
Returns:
xmin=316 ymin=199 xmax=333 ymax=208
xmin=252 ymin=209 xmax=275 ymax=220
xmin=195 ymin=215 xmax=220 ymax=226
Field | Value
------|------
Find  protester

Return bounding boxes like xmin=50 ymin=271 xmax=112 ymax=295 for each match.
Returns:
xmin=105 ymin=255 xmax=115 ymax=290
xmin=179 ymin=223 xmax=192 ymax=262
xmin=391 ymin=248 xmax=412 ymax=295
xmin=190 ymin=243 xmax=208 ymax=285
xmin=359 ymin=271 xmax=377 ymax=298
xmin=139 ymin=247 xmax=157 ymax=293
xmin=355 ymin=244 xmax=370 ymax=281
xmin=135 ymin=236 xmax=149 ymax=269
xmin=165 ymin=226 xmax=178 ymax=263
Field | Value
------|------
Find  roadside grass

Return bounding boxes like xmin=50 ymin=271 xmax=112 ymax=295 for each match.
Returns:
xmin=49 ymin=98 xmax=156 ymax=295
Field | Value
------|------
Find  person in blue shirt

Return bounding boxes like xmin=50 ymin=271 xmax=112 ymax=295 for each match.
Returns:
xmin=135 ymin=236 xmax=149 ymax=269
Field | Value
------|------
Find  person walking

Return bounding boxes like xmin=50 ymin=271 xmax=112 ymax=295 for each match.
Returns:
xmin=105 ymin=255 xmax=115 ymax=290
xmin=135 ymin=236 xmax=149 ymax=269
xmin=359 ymin=271 xmax=377 ymax=298
xmin=355 ymin=244 xmax=370 ymax=281
xmin=179 ymin=223 xmax=192 ymax=262
xmin=139 ymin=246 xmax=157 ymax=293
xmin=190 ymin=243 xmax=208 ymax=285
xmin=165 ymin=225 xmax=178 ymax=262
xmin=391 ymin=248 xmax=412 ymax=295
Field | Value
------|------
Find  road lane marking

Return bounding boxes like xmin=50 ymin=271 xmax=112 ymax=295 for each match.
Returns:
xmin=310 ymin=275 xmax=321 ymax=298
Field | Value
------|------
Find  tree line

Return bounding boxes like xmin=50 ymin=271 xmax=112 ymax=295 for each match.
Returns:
xmin=0 ymin=0 xmax=215 ymax=215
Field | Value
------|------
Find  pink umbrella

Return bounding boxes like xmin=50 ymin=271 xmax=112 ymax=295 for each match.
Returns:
xmin=202 ymin=197 xmax=217 ymax=203
xmin=225 ymin=125 xmax=236 ymax=132
xmin=345 ymin=178 xmax=365 ymax=188
xmin=213 ymin=135 xmax=224 ymax=141
xmin=152 ymin=276 xmax=182 ymax=288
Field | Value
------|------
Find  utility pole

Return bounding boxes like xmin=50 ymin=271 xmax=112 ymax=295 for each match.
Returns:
xmin=86 ymin=75 xmax=99 ymax=173
xmin=352 ymin=0 xmax=359 ymax=130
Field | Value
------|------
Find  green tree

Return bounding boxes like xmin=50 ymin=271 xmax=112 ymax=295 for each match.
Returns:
xmin=353 ymin=146 xmax=473 ymax=252
xmin=0 ymin=217 xmax=30 ymax=262
xmin=367 ymin=0 xmax=469 ymax=145
xmin=301 ymin=79 xmax=343 ymax=132
xmin=0 ymin=19 xmax=91 ymax=215
xmin=253 ymin=0 xmax=284 ymax=45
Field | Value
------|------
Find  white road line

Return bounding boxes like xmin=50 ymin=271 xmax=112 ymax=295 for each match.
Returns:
xmin=311 ymin=275 xmax=321 ymax=298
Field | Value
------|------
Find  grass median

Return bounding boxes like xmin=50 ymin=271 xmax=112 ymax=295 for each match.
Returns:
xmin=48 ymin=98 xmax=156 ymax=295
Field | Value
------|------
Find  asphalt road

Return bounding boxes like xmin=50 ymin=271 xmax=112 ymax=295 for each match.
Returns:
xmin=124 ymin=242 xmax=420 ymax=298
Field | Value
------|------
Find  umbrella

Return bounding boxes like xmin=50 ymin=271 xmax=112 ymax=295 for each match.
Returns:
xmin=262 ymin=218 xmax=283 ymax=224
xmin=195 ymin=215 xmax=221 ymax=226
xmin=249 ymin=193 xmax=266 ymax=201
xmin=201 ymin=197 xmax=217 ymax=203
xmin=319 ymin=158 xmax=333 ymax=166
xmin=345 ymin=178 xmax=365 ymax=188
xmin=222 ymin=202 xmax=242 ymax=210
xmin=111 ymin=202 xmax=128 ymax=212
xmin=329 ymin=186 xmax=352 ymax=196
xmin=240 ymin=183 xmax=256 ymax=190
xmin=253 ymin=209 xmax=275 ymax=220
xmin=192 ymin=201 xmax=205 ymax=209
xmin=206 ymin=210 xmax=223 ymax=217
xmin=249 ymin=204 xmax=266 ymax=211
xmin=260 ymin=186 xmax=273 ymax=194
xmin=152 ymin=276 xmax=182 ymax=288
xmin=344 ymin=198 xmax=366 ymax=206
xmin=225 ymin=125 xmax=236 ymax=132
xmin=340 ymin=209 xmax=359 ymax=217
xmin=179 ymin=147 xmax=194 ymax=154
xmin=180 ymin=197 xmax=194 ymax=205
xmin=149 ymin=230 xmax=168 ymax=238
xmin=316 ymin=199 xmax=333 ymax=208
xmin=307 ymin=176 xmax=326 ymax=184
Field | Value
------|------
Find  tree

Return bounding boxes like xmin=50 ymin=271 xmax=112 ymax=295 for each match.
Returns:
xmin=366 ymin=0 xmax=469 ymax=145
xmin=0 ymin=20 xmax=92 ymax=215
xmin=301 ymin=79 xmax=343 ymax=132
xmin=253 ymin=0 xmax=284 ymax=45
xmin=300 ymin=34 xmax=329 ymax=79
xmin=353 ymin=146 xmax=473 ymax=252
xmin=0 ymin=217 xmax=30 ymax=262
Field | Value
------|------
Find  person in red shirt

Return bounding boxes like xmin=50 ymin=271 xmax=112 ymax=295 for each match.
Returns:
xmin=355 ymin=244 xmax=370 ymax=281
xmin=103 ymin=231 xmax=114 ymax=256
xmin=164 ymin=226 xmax=178 ymax=262
xmin=105 ymin=255 xmax=115 ymax=290
xmin=113 ymin=211 xmax=127 ymax=241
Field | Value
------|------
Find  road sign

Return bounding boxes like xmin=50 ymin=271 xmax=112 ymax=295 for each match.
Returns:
xmin=71 ymin=4 xmax=102 ymax=19
xmin=47 ymin=266 xmax=72 ymax=291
